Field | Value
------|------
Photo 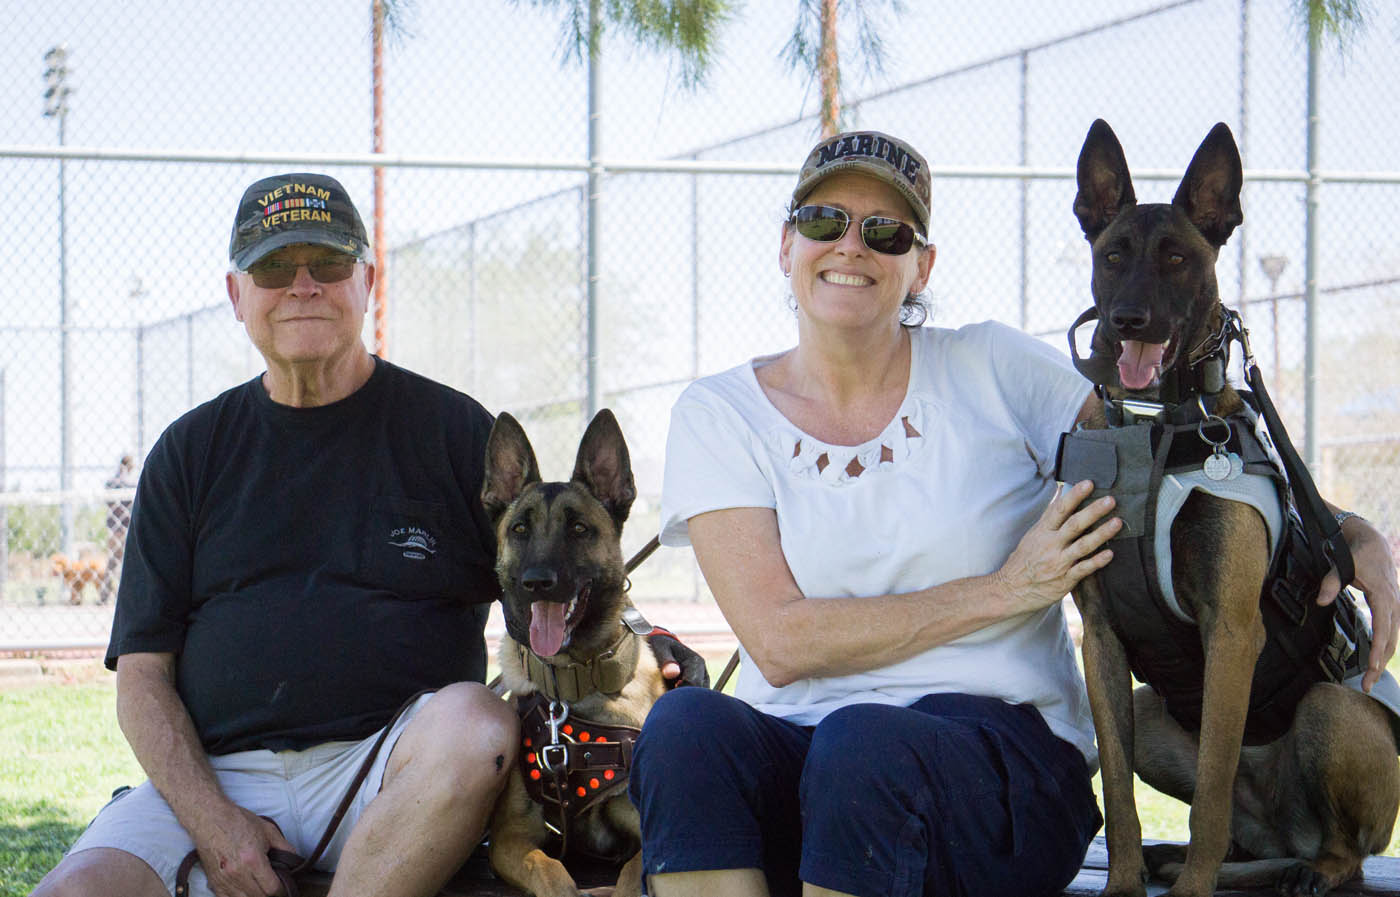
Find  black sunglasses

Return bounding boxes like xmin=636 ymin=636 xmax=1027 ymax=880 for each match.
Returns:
xmin=243 ymin=254 xmax=360 ymax=289
xmin=789 ymin=205 xmax=927 ymax=256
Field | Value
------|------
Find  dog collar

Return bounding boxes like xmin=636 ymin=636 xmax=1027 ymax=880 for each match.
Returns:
xmin=519 ymin=625 xmax=641 ymax=703
xmin=1067 ymin=304 xmax=1231 ymax=408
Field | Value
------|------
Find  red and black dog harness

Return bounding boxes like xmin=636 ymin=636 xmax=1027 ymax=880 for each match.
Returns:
xmin=516 ymin=692 xmax=640 ymax=860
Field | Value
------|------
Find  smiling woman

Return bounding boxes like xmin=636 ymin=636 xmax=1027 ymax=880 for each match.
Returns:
xmin=627 ymin=129 xmax=1120 ymax=897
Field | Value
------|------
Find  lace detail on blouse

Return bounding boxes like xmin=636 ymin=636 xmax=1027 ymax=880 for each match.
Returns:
xmin=770 ymin=397 xmax=930 ymax=486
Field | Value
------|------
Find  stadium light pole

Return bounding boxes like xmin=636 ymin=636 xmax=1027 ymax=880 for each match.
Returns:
xmin=44 ymin=45 xmax=74 ymax=555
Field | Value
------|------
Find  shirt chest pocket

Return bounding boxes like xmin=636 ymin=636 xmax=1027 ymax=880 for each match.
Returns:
xmin=359 ymin=496 xmax=483 ymax=600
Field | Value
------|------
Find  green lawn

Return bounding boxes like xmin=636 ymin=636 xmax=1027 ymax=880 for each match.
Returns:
xmin=0 ymin=677 xmax=143 ymax=897
xmin=2 ymin=658 xmax=1397 ymax=897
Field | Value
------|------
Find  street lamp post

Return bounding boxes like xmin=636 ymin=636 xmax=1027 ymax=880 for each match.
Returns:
xmin=43 ymin=45 xmax=74 ymax=555
xmin=1259 ymin=254 xmax=1287 ymax=382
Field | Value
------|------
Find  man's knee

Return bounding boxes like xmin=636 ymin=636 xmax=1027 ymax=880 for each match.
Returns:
xmin=32 ymin=848 xmax=166 ymax=897
xmin=386 ymin=683 xmax=519 ymax=796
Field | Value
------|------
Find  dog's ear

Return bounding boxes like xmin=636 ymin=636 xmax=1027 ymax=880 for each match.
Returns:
xmin=1172 ymin=122 xmax=1243 ymax=248
xmin=1074 ymin=119 xmax=1137 ymax=243
xmin=481 ymin=412 xmax=541 ymax=524
xmin=572 ymin=408 xmax=636 ymax=529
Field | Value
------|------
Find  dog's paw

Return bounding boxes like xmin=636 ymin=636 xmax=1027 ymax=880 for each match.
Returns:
xmin=1276 ymin=861 xmax=1337 ymax=897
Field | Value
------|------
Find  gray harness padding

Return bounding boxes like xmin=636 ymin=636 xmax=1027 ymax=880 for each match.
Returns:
xmin=1057 ymin=407 xmax=1396 ymax=743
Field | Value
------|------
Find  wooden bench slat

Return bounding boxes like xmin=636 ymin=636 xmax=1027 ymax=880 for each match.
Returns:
xmin=300 ymin=836 xmax=1400 ymax=896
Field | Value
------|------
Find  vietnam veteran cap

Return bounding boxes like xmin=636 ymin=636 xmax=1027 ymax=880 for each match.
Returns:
xmin=791 ymin=131 xmax=931 ymax=237
xmin=229 ymin=172 xmax=369 ymax=269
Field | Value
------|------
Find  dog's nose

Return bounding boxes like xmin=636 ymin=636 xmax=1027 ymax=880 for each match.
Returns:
xmin=520 ymin=567 xmax=558 ymax=592
xmin=1110 ymin=305 xmax=1150 ymax=334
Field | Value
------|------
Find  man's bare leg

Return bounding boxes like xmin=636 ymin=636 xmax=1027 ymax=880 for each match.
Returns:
xmin=327 ymin=682 xmax=518 ymax=897
xmin=31 ymin=847 xmax=167 ymax=897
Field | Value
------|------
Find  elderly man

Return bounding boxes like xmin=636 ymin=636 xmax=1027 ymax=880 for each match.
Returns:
xmin=34 ymin=173 xmax=699 ymax=897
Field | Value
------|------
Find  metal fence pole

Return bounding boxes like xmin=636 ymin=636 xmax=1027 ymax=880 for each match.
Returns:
xmin=584 ymin=0 xmax=602 ymax=423
xmin=1017 ymin=50 xmax=1030 ymax=331
xmin=1235 ymin=0 xmax=1249 ymax=310
xmin=186 ymin=311 xmax=195 ymax=409
xmin=58 ymin=116 xmax=73 ymax=555
xmin=136 ymin=323 xmax=146 ymax=459
xmin=467 ymin=221 xmax=477 ymax=390
xmin=1304 ymin=15 xmax=1320 ymax=470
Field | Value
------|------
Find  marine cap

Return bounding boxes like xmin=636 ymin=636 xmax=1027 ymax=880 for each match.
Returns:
xmin=229 ymin=172 xmax=369 ymax=269
xmin=791 ymin=130 xmax=931 ymax=236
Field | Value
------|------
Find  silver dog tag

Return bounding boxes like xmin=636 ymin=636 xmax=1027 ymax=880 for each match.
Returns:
xmin=1203 ymin=451 xmax=1231 ymax=481
xmin=1227 ymin=452 xmax=1244 ymax=480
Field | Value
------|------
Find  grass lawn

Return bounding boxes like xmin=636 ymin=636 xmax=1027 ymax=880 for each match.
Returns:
xmin=2 ymin=653 xmax=1398 ymax=896
xmin=0 ymin=675 xmax=143 ymax=897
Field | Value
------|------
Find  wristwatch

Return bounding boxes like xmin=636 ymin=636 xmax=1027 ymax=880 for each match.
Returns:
xmin=1335 ymin=510 xmax=1364 ymax=529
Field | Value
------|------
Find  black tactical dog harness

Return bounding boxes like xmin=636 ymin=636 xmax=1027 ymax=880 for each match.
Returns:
xmin=1057 ymin=306 xmax=1368 ymax=744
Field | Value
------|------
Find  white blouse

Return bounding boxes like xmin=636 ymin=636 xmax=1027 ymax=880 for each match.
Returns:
xmin=660 ymin=321 xmax=1098 ymax=766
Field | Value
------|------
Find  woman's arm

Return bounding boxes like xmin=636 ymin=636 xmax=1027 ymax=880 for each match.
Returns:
xmin=1315 ymin=504 xmax=1400 ymax=692
xmin=690 ymin=478 xmax=1120 ymax=686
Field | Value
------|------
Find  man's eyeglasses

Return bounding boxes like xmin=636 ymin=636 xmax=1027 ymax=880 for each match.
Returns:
xmin=789 ymin=205 xmax=927 ymax=256
xmin=242 ymin=254 xmax=360 ymax=289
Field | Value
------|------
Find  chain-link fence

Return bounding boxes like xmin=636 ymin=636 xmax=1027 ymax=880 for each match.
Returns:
xmin=3 ymin=0 xmax=1398 ymax=649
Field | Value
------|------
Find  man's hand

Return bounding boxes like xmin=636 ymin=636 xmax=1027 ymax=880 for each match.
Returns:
xmin=1316 ymin=517 xmax=1400 ymax=693
xmin=193 ymin=807 xmax=296 ymax=897
xmin=647 ymin=628 xmax=710 ymax=689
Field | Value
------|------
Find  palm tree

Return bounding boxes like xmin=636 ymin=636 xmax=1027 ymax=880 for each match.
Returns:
xmin=520 ymin=0 xmax=734 ymax=87
xmin=782 ymin=0 xmax=903 ymax=137
xmin=1298 ymin=0 xmax=1369 ymax=50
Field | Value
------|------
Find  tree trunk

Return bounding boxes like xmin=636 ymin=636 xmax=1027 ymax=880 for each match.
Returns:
xmin=819 ymin=0 xmax=839 ymax=137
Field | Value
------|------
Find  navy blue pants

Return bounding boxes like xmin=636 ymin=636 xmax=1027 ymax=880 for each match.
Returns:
xmin=630 ymin=689 xmax=1101 ymax=897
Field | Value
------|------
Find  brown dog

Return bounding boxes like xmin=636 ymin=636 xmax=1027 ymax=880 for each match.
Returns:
xmin=481 ymin=409 xmax=664 ymax=897
xmin=51 ymin=554 xmax=104 ymax=605
xmin=1069 ymin=119 xmax=1399 ymax=897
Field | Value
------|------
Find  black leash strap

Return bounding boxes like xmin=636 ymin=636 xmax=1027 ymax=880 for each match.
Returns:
xmin=174 ymin=689 xmax=429 ymax=896
xmin=1227 ymin=309 xmax=1354 ymax=587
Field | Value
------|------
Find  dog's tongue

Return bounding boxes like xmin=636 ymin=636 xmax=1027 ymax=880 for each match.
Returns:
xmin=529 ymin=600 xmax=567 ymax=657
xmin=1117 ymin=340 xmax=1166 ymax=390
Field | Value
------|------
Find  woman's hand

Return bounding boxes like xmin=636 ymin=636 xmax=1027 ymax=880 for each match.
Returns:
xmin=995 ymin=480 xmax=1121 ymax=613
xmin=1316 ymin=516 xmax=1400 ymax=693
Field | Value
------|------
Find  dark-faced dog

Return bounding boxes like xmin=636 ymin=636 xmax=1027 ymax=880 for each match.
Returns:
xmin=1070 ymin=119 xmax=1399 ymax=897
xmin=481 ymin=409 xmax=664 ymax=897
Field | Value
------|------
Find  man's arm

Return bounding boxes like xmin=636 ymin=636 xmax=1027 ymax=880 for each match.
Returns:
xmin=116 ymin=652 xmax=292 ymax=897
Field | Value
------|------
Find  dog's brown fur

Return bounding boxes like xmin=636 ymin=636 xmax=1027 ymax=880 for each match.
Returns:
xmin=1071 ymin=119 xmax=1399 ymax=897
xmin=481 ymin=409 xmax=664 ymax=897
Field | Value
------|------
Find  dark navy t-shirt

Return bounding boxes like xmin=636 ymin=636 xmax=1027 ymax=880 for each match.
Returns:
xmin=107 ymin=357 xmax=500 ymax=754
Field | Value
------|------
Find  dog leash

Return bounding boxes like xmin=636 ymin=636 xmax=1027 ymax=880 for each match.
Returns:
xmin=174 ymin=689 xmax=429 ymax=897
xmin=626 ymin=534 xmax=742 ymax=693
xmin=1224 ymin=309 xmax=1355 ymax=587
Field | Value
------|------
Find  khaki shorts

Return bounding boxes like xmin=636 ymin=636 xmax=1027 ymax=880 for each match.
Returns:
xmin=67 ymin=692 xmax=435 ymax=897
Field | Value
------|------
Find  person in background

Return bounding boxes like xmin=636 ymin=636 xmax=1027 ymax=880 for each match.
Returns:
xmin=98 ymin=453 xmax=137 ymax=605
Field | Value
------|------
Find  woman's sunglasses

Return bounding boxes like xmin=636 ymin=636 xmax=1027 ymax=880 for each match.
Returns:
xmin=789 ymin=205 xmax=927 ymax=256
xmin=243 ymin=254 xmax=360 ymax=289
